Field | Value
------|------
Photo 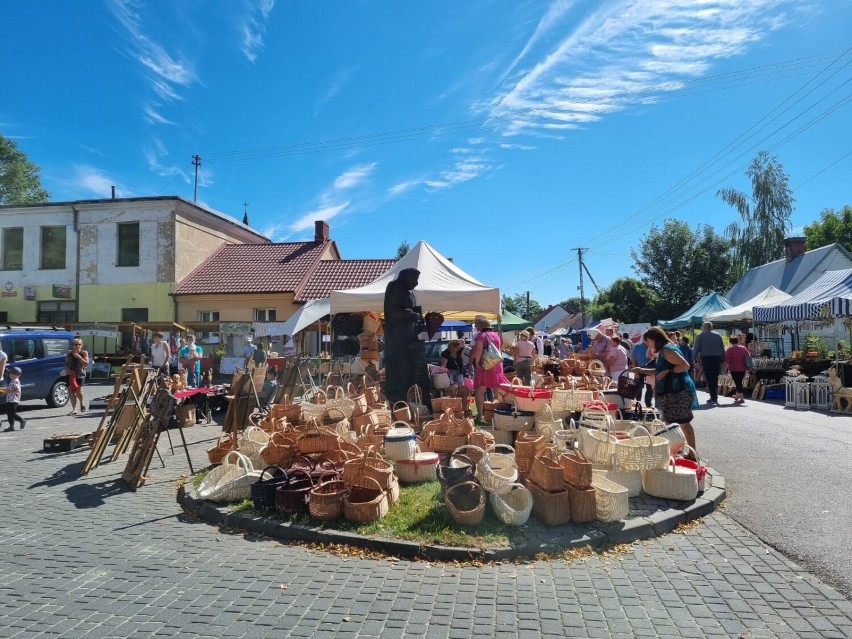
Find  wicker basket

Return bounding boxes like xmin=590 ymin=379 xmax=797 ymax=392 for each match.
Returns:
xmin=492 ymin=406 xmax=535 ymax=432
xmin=274 ymin=469 xmax=314 ymax=515
xmin=437 ymin=453 xmax=476 ymax=487
xmin=430 ymin=371 xmax=451 ymax=390
xmin=206 ymin=433 xmax=236 ymax=466
xmin=613 ymin=425 xmax=671 ymax=471
xmin=475 ymin=451 xmax=519 ymax=493
xmin=395 ymin=452 xmax=440 ymax=483
xmin=250 ymin=466 xmax=289 ymax=512
xmin=592 ymin=465 xmax=642 ymax=498
xmin=383 ymin=423 xmax=418 ymax=461
xmin=642 ymin=456 xmax=699 ymax=501
xmin=296 ymin=428 xmax=340 ymax=455
xmin=525 ymin=478 xmax=572 ymax=526
xmin=343 ymin=476 xmax=389 ymax=523
xmin=431 ymin=396 xmax=463 ymax=414
xmin=259 ymin=431 xmax=295 ymax=469
xmin=489 ymin=482 xmax=533 ymax=526
xmin=652 ymin=422 xmax=686 ymax=455
xmin=559 ymin=449 xmax=592 ymax=489
xmin=351 ymin=409 xmax=379 ymax=431
xmin=528 ymin=448 xmax=564 ymax=492
xmin=565 ymin=483 xmax=597 ymax=523
xmin=578 ymin=425 xmax=618 ymax=466
xmin=514 ymin=428 xmax=547 ymax=474
xmin=501 ymin=380 xmax=554 ymax=413
xmin=591 ymin=475 xmax=629 ymax=522
xmin=443 ymin=481 xmax=486 ymax=526
xmin=391 ymin=401 xmax=411 ymax=422
xmin=197 ymin=450 xmax=254 ymax=500
xmin=308 ymin=472 xmax=348 ymax=520
xmin=342 ymin=449 xmax=394 ymax=490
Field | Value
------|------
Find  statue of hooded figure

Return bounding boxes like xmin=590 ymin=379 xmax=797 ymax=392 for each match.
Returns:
xmin=383 ymin=268 xmax=431 ymax=407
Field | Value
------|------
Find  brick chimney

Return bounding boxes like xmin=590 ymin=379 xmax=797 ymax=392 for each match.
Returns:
xmin=314 ymin=220 xmax=329 ymax=243
xmin=784 ymin=237 xmax=806 ymax=262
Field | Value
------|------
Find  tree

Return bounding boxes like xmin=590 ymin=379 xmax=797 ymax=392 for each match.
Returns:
xmin=0 ymin=134 xmax=49 ymax=205
xmin=631 ymin=219 xmax=733 ymax=320
xmin=501 ymin=293 xmax=542 ymax=319
xmin=588 ymin=277 xmax=661 ymax=324
xmin=556 ymin=296 xmax=585 ymax=314
xmin=395 ymin=241 xmax=410 ymax=259
xmin=717 ymin=150 xmax=794 ymax=280
xmin=803 ymin=205 xmax=852 ymax=253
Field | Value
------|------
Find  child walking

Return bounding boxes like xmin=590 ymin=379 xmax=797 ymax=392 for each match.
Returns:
xmin=2 ymin=367 xmax=27 ymax=431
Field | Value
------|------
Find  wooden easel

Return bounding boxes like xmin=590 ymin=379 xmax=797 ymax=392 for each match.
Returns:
xmin=121 ymin=389 xmax=176 ymax=490
xmin=81 ymin=356 xmax=137 ymax=475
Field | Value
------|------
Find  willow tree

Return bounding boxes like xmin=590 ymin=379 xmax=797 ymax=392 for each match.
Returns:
xmin=717 ymin=151 xmax=794 ymax=280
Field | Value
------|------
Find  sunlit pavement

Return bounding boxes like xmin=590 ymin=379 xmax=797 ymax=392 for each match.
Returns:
xmin=1 ymin=400 xmax=850 ymax=638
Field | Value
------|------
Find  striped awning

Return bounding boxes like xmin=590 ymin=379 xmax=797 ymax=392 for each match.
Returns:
xmin=752 ymin=268 xmax=852 ymax=322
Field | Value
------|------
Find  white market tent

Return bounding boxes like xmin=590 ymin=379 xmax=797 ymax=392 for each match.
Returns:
xmin=330 ymin=240 xmax=501 ymax=320
xmin=279 ymin=297 xmax=331 ymax=336
xmin=704 ymin=286 xmax=792 ymax=324
xmin=752 ymin=268 xmax=852 ymax=322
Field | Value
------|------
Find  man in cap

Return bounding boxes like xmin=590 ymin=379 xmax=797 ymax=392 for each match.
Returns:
xmin=588 ymin=328 xmax=611 ymax=360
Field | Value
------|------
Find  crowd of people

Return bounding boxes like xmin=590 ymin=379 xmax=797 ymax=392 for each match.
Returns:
xmin=429 ymin=319 xmax=758 ymax=457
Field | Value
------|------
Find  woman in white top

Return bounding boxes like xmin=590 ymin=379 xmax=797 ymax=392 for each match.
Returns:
xmin=149 ymin=332 xmax=171 ymax=374
xmin=513 ymin=332 xmax=536 ymax=386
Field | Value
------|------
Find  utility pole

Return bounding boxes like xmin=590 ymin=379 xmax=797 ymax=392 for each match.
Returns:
xmin=191 ymin=154 xmax=202 ymax=202
xmin=574 ymin=247 xmax=586 ymax=328
xmin=526 ymin=291 xmax=530 ymax=319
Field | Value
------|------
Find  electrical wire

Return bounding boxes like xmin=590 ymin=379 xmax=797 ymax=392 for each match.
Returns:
xmin=793 ymin=150 xmax=852 ymax=191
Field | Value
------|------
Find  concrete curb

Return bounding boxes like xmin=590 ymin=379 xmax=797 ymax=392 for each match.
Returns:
xmin=178 ymin=468 xmax=726 ymax=562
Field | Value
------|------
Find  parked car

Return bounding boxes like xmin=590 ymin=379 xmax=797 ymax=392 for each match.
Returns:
xmin=0 ymin=326 xmax=75 ymax=407
xmin=424 ymin=339 xmax=513 ymax=370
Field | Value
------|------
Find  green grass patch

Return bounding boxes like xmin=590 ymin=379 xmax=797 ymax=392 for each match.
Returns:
xmin=192 ymin=467 xmax=211 ymax=489
xmin=200 ymin=477 xmax=523 ymax=548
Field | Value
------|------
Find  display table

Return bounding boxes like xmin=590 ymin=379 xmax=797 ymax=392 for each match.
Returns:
xmin=784 ymin=358 xmax=832 ymax=379
xmin=173 ymin=386 xmax=227 ymax=424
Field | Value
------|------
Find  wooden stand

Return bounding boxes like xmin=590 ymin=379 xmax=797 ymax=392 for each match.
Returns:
xmin=121 ymin=389 xmax=175 ymax=490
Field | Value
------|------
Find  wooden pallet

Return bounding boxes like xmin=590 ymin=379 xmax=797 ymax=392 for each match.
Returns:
xmin=44 ymin=432 xmax=95 ymax=452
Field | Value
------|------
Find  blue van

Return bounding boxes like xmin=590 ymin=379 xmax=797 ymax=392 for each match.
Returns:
xmin=0 ymin=326 xmax=75 ymax=407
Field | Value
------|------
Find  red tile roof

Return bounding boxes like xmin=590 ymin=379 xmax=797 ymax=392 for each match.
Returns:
xmin=295 ymin=259 xmax=396 ymax=301
xmin=172 ymin=241 xmax=333 ymax=295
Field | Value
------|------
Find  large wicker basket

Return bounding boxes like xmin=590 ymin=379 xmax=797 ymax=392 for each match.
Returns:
xmin=343 ymin=476 xmax=389 ymax=523
xmin=443 ymin=481 xmax=486 ymax=526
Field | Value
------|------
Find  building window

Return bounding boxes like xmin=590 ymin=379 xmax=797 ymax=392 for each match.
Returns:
xmin=254 ymin=308 xmax=276 ymax=322
xmin=37 ymin=301 xmax=77 ymax=324
xmin=198 ymin=311 xmax=220 ymax=322
xmin=2 ymin=228 xmax=23 ymax=270
xmin=117 ymin=222 xmax=140 ymax=267
xmin=40 ymin=226 xmax=66 ymax=270
xmin=121 ymin=308 xmax=149 ymax=322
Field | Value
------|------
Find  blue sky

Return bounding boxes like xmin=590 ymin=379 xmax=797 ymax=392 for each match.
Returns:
xmin=2 ymin=1 xmax=851 ymax=309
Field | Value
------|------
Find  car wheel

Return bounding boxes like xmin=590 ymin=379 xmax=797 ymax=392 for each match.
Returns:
xmin=47 ymin=380 xmax=70 ymax=408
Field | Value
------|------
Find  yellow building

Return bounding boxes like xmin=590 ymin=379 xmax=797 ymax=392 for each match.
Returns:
xmin=0 ymin=196 xmax=268 ymax=325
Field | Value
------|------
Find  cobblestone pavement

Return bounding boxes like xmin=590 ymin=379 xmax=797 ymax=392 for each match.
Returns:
xmin=1 ymin=403 xmax=851 ymax=638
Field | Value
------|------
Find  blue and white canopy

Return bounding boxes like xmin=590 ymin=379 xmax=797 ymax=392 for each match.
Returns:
xmin=752 ymin=268 xmax=852 ymax=322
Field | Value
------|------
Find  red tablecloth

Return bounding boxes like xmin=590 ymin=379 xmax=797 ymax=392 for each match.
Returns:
xmin=173 ymin=386 xmax=226 ymax=399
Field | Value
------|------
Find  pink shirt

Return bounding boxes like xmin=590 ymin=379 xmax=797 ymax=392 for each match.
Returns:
xmin=725 ymin=344 xmax=750 ymax=372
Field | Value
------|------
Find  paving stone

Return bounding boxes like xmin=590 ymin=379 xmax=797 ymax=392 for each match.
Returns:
xmin=0 ymin=405 xmax=850 ymax=639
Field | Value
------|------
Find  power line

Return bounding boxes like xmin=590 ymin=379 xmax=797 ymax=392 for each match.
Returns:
xmin=793 ymin=149 xmax=852 ymax=191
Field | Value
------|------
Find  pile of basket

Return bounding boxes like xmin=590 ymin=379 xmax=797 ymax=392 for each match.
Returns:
xmin=352 ymin=332 xmax=380 ymax=378
xmin=438 ymin=443 xmax=532 ymax=527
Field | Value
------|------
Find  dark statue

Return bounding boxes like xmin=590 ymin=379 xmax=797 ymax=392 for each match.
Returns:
xmin=383 ymin=268 xmax=431 ymax=408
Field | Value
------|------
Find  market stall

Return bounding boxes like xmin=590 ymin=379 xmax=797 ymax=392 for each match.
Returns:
xmin=659 ymin=292 xmax=733 ymax=330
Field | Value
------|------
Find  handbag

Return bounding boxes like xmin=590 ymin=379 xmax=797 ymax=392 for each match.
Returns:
xmin=479 ymin=333 xmax=502 ymax=370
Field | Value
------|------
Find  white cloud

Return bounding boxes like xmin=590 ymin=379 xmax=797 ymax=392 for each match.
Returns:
xmin=387 ymin=180 xmax=422 ymax=197
xmin=333 ymin=163 xmax=377 ymax=190
xmin=241 ymin=0 xmax=276 ymax=63
xmin=143 ymin=104 xmax=175 ymax=125
xmin=107 ymin=0 xmax=198 ymax=127
xmin=289 ymin=202 xmax=349 ymax=233
xmin=500 ymin=143 xmax=536 ymax=151
xmin=315 ymin=68 xmax=354 ymax=115
xmin=74 ymin=165 xmax=123 ymax=198
xmin=488 ymin=0 xmax=792 ymax=136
